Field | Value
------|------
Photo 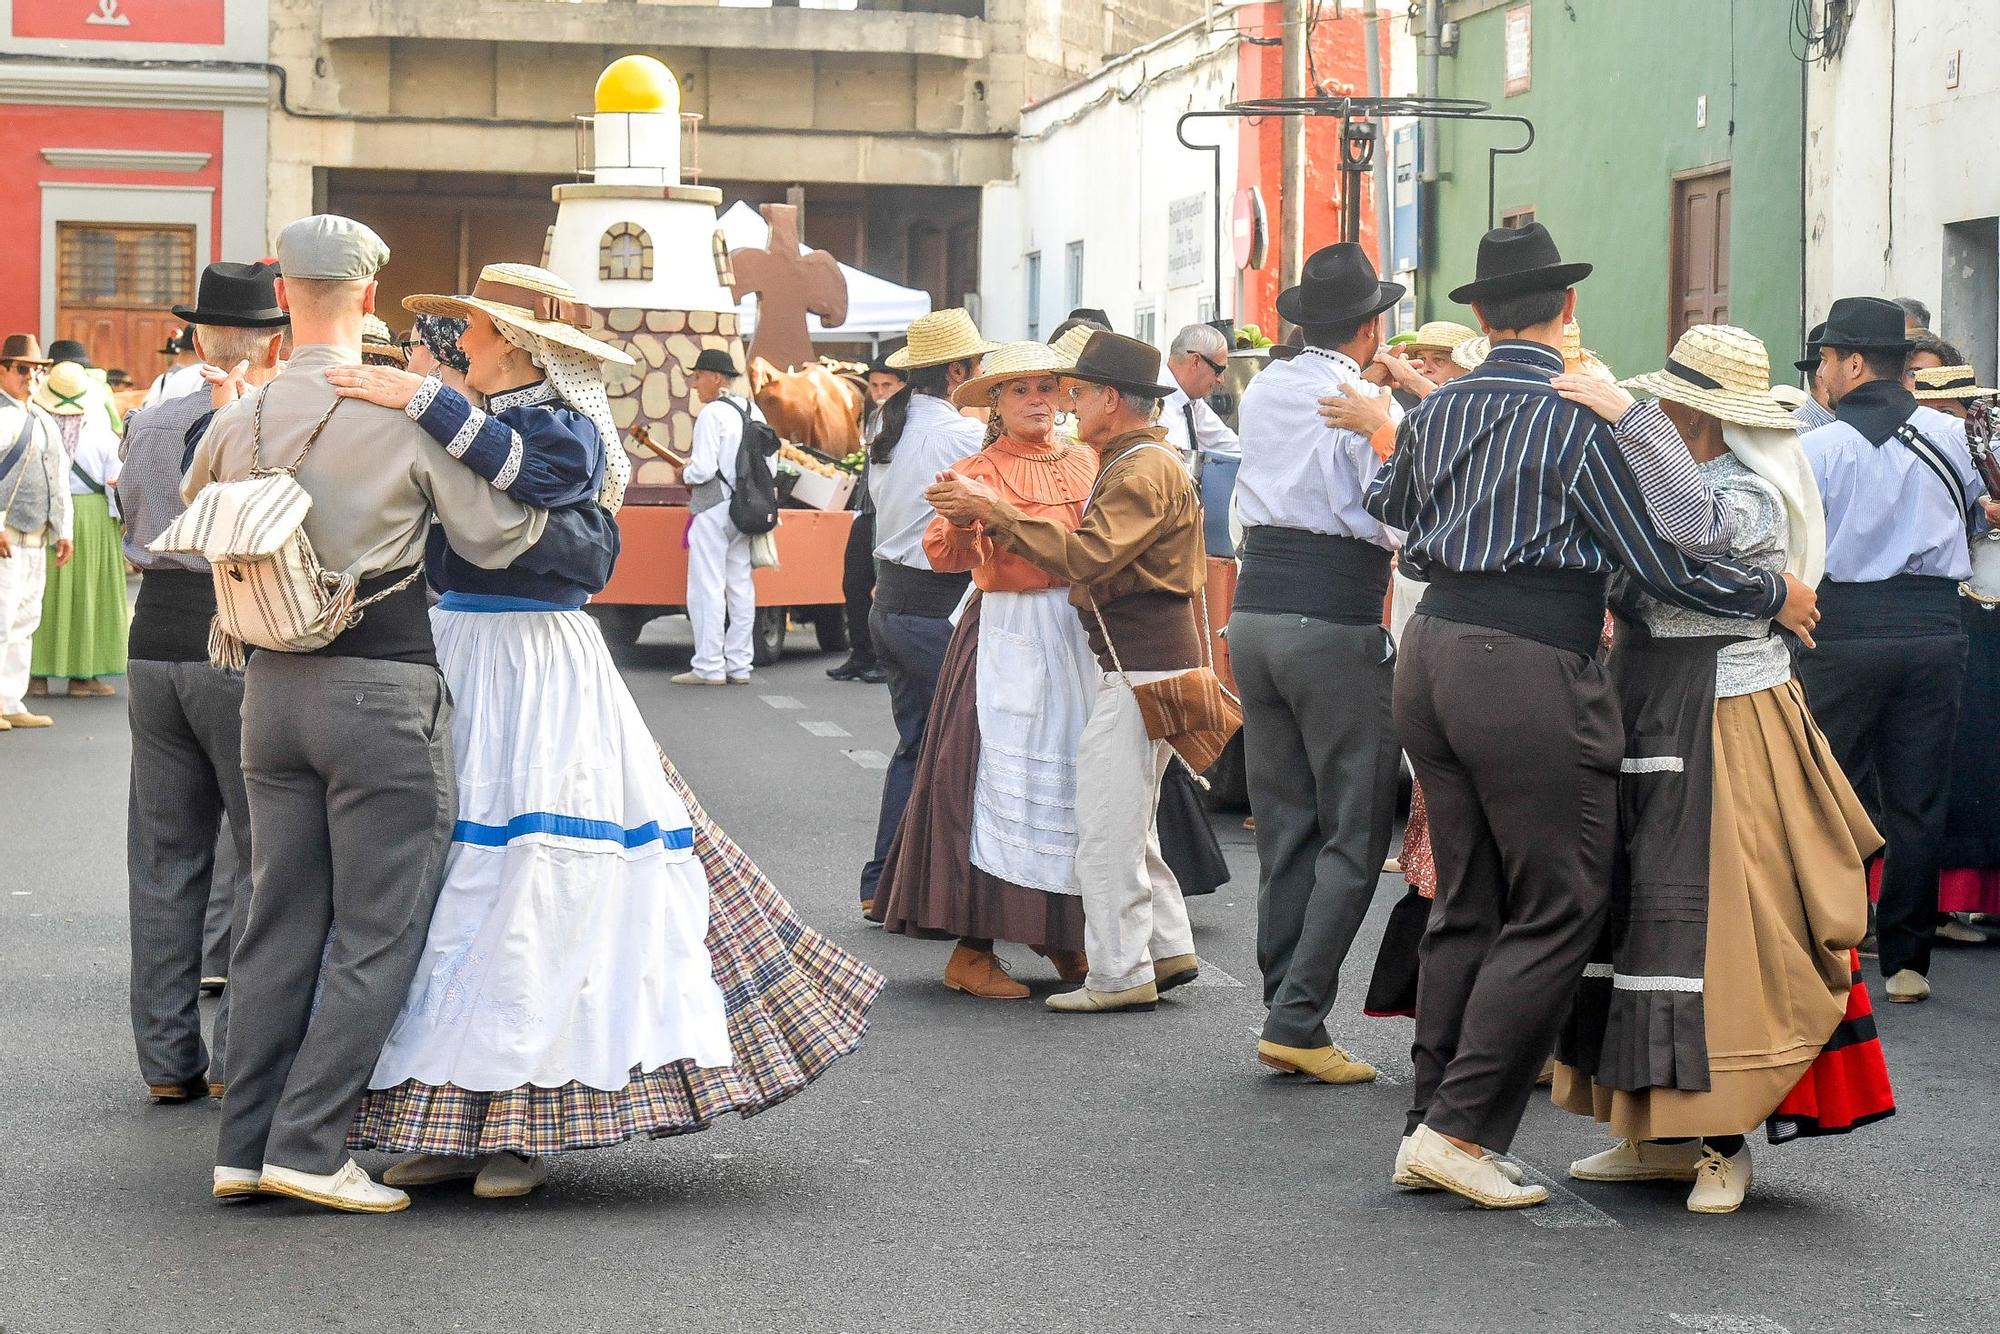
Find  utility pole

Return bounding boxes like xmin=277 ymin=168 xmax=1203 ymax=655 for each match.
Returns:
xmin=1364 ymin=0 xmax=1391 ymax=327
xmin=1280 ymin=0 xmax=1310 ymax=296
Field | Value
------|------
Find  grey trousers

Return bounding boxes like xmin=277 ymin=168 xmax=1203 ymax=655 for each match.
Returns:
xmin=127 ymin=659 xmax=252 ymax=1087
xmin=217 ymin=653 xmax=455 ymax=1174
xmin=1231 ymin=612 xmax=1400 ymax=1049
xmin=204 ymin=827 xmax=239 ymax=980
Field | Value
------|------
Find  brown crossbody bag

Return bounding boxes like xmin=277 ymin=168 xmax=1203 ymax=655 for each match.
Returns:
xmin=1082 ymin=440 xmax=1242 ymax=775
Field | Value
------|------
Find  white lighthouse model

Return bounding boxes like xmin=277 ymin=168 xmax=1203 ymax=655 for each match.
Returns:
xmin=546 ymin=55 xmax=744 ymax=484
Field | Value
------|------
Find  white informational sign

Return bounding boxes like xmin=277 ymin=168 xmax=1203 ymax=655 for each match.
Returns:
xmin=1167 ymin=194 xmax=1207 ymax=290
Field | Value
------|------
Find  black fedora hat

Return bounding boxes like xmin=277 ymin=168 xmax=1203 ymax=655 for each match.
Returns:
xmin=1815 ymin=296 xmax=1915 ymax=354
xmin=1276 ymin=242 xmax=1405 ymax=327
xmin=1448 ymin=223 xmax=1593 ymax=305
xmin=1794 ymin=320 xmax=1827 ymax=374
xmin=691 ymin=347 xmax=740 ymax=377
xmin=46 ymin=339 xmax=93 ymax=368
xmin=1065 ymin=331 xmax=1171 ymax=399
xmin=171 ymin=261 xmax=288 ymax=328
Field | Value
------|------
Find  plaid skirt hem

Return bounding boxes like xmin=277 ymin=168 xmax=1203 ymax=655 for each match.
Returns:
xmin=349 ymin=751 xmax=885 ymax=1157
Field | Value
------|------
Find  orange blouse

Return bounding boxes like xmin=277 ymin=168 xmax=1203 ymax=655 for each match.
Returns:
xmin=922 ymin=435 xmax=1098 ymax=592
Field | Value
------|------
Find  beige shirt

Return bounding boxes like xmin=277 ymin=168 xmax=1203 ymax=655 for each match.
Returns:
xmin=183 ymin=343 xmax=546 ymax=578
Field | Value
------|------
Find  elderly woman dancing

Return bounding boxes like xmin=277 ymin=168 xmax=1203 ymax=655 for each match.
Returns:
xmin=324 ymin=263 xmax=880 ymax=1204
xmin=1549 ymin=325 xmax=1894 ymax=1215
xmin=870 ymin=341 xmax=1101 ymax=997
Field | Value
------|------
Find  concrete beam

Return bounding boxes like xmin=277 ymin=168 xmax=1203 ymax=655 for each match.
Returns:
xmin=321 ymin=0 xmax=988 ymax=62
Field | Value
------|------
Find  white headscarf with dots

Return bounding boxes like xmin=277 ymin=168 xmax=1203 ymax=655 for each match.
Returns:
xmin=495 ymin=321 xmax=631 ymax=513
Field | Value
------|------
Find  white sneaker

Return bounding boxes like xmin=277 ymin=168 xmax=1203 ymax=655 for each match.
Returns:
xmin=382 ymin=1153 xmax=489 ymax=1188
xmin=1392 ymin=1134 xmax=1525 ymax=1189
xmin=1568 ymin=1137 xmax=1704 ymax=1183
xmin=1885 ymin=969 xmax=1931 ymax=1003
xmin=258 ymin=1159 xmax=410 ymax=1214
xmin=1403 ymin=1125 xmax=1548 ymax=1209
xmin=212 ymin=1166 xmax=261 ymax=1200
xmin=473 ymin=1152 xmax=548 ymax=1198
xmin=1686 ymin=1144 xmax=1753 ymax=1214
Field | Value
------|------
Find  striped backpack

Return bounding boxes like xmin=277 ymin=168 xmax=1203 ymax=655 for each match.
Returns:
xmin=151 ymin=396 xmax=418 ymax=669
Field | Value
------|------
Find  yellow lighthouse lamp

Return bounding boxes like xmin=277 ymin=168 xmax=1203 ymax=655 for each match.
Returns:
xmin=595 ymin=55 xmax=681 ymax=116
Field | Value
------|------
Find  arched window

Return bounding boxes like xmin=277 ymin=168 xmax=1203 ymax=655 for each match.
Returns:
xmin=599 ymin=223 xmax=653 ymax=282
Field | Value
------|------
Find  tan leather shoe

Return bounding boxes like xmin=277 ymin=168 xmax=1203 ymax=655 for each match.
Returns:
xmin=2 ymin=711 xmax=52 ymax=728
xmin=1034 ymin=948 xmax=1089 ymax=985
xmin=147 ymin=1075 xmax=210 ymax=1103
xmin=67 ymin=678 xmax=116 ymax=697
xmin=1153 ymin=953 xmax=1200 ymax=993
xmin=383 ymin=1153 xmax=490 ymax=1189
xmin=0 ymin=715 xmax=12 ymax=731
xmin=670 ymin=672 xmax=726 ymax=686
xmin=207 ymin=1081 xmax=226 ymax=1100
xmin=473 ymin=1152 xmax=548 ymax=1198
xmin=1257 ymin=1039 xmax=1377 ymax=1084
xmin=1393 ymin=1133 xmax=1525 ymax=1189
xmin=943 ymin=944 xmax=1029 ymax=1000
xmin=26 ymin=678 xmax=47 ymax=698
xmin=1046 ymin=981 xmax=1158 ymax=1013
xmin=1404 ymin=1125 xmax=1548 ymax=1209
xmin=1569 ymin=1137 xmax=1703 ymax=1183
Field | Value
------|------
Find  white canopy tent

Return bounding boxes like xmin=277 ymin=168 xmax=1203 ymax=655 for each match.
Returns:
xmin=719 ymin=200 xmax=932 ymax=349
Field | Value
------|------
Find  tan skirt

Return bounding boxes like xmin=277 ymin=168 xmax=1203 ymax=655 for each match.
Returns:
xmin=1554 ymin=678 xmax=1882 ymax=1139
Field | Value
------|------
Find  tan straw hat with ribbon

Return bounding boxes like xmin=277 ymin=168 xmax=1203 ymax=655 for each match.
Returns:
xmin=1620 ymin=324 xmax=1798 ymax=431
xmin=1047 ymin=322 xmax=1098 ymax=367
xmin=950 ymin=340 xmax=1071 ymax=408
xmin=1913 ymin=364 xmax=1996 ymax=401
xmin=32 ymin=361 xmax=93 ymax=416
xmin=1405 ymin=320 xmax=1477 ymax=355
xmin=404 ymin=263 xmax=634 ymax=367
xmin=885 ymin=307 xmax=994 ymax=371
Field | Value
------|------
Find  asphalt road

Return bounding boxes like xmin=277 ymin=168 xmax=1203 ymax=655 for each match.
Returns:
xmin=3 ymin=617 xmax=1996 ymax=1334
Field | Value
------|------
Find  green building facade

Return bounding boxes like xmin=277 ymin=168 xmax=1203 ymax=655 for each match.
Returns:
xmin=1421 ymin=0 xmax=1805 ymax=378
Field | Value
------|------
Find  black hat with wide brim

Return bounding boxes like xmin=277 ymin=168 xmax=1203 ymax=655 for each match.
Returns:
xmin=46 ymin=339 xmax=93 ymax=369
xmin=1815 ymin=296 xmax=1916 ymax=354
xmin=1276 ymin=242 xmax=1405 ymax=327
xmin=1448 ymin=223 xmax=1594 ymax=305
xmin=692 ymin=348 xmax=741 ymax=376
xmin=1065 ymin=331 xmax=1171 ymax=399
xmin=171 ymin=261 xmax=288 ymax=328
xmin=1794 ymin=320 xmax=1827 ymax=374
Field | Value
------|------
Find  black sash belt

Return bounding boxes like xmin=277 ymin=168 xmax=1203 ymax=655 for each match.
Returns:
xmin=312 ymin=567 xmax=436 ymax=666
xmin=1419 ymin=567 xmax=1609 ymax=659
xmin=1234 ymin=526 xmax=1391 ymax=625
xmin=1815 ymin=574 xmax=1962 ymax=640
xmin=872 ymin=559 xmax=970 ymax=618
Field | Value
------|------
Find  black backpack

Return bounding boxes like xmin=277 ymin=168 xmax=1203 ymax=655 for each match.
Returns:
xmin=724 ymin=398 xmax=783 ymax=536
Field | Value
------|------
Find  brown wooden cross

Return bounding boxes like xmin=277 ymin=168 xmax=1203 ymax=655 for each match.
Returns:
xmin=728 ymin=204 xmax=849 ymax=372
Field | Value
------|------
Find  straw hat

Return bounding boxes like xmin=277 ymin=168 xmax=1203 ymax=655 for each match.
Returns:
xmin=404 ymin=263 xmax=634 ymax=367
xmin=885 ymin=307 xmax=994 ymax=371
xmin=1913 ymin=364 xmax=1996 ymax=401
xmin=1768 ymin=384 xmax=1809 ymax=410
xmin=1404 ymin=321 xmax=1477 ymax=354
xmin=1449 ymin=335 xmax=1490 ymax=371
xmin=33 ymin=362 xmax=93 ymax=415
xmin=1048 ymin=322 xmax=1098 ymax=367
xmin=1620 ymin=324 xmax=1799 ymax=431
xmin=1450 ymin=329 xmax=1610 ymax=374
xmin=360 ymin=313 xmax=405 ymax=365
xmin=950 ymin=341 xmax=1071 ymax=408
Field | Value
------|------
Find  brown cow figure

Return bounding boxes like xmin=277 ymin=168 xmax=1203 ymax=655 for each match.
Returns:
xmin=749 ymin=356 xmax=865 ymax=455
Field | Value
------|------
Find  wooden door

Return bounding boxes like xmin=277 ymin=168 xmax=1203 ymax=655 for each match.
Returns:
xmin=55 ymin=223 xmax=196 ymax=378
xmin=1670 ymin=166 xmax=1731 ymax=345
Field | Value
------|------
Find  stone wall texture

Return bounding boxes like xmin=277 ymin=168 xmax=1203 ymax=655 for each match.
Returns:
xmin=598 ymin=306 xmax=744 ymax=485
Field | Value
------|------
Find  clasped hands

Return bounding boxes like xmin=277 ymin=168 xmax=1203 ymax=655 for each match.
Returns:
xmin=925 ymin=469 xmax=1000 ymax=527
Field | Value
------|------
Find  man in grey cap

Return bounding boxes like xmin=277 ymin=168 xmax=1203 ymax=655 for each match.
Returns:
xmin=185 ymin=214 xmax=548 ymax=1213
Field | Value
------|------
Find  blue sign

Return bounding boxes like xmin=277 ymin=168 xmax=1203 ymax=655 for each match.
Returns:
xmin=1391 ymin=123 xmax=1421 ymax=277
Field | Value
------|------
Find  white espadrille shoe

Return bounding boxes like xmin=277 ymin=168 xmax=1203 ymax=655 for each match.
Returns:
xmin=1392 ymin=1134 xmax=1525 ymax=1189
xmin=258 ymin=1160 xmax=410 ymax=1214
xmin=1568 ymin=1137 xmax=1704 ymax=1183
xmin=473 ymin=1152 xmax=548 ymax=1198
xmin=1686 ymin=1145 xmax=1753 ymax=1214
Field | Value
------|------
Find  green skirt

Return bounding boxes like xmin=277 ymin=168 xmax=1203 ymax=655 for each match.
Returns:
xmin=31 ymin=491 xmax=129 ymax=679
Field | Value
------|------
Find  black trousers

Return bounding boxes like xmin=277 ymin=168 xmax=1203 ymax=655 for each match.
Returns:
xmin=1797 ymin=632 xmax=1968 ymax=979
xmin=858 ymin=606 xmax=955 ymax=904
xmin=1395 ymin=615 xmax=1620 ymax=1152
xmin=840 ymin=512 xmax=878 ymax=669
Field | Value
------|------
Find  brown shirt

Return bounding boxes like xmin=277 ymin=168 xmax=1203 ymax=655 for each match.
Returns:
xmin=984 ymin=427 xmax=1206 ymax=670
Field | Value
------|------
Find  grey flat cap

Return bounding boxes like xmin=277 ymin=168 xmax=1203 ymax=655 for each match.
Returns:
xmin=276 ymin=214 xmax=391 ymax=281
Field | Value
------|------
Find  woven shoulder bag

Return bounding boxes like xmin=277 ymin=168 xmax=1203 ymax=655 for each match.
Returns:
xmin=151 ymin=395 xmax=420 ymax=669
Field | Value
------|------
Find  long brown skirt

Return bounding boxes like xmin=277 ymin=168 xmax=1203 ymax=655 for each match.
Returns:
xmin=870 ymin=594 xmax=1087 ymax=951
xmin=1554 ymin=679 xmax=1882 ymax=1139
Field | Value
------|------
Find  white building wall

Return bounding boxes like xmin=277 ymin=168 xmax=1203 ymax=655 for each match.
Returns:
xmin=1807 ymin=2 xmax=2000 ymax=378
xmin=977 ymin=16 xmax=1241 ymax=354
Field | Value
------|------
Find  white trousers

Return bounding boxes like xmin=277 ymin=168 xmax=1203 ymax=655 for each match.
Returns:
xmin=1074 ymin=669 xmax=1194 ymax=992
xmin=686 ymin=506 xmax=755 ymax=680
xmin=0 ymin=534 xmax=48 ymax=713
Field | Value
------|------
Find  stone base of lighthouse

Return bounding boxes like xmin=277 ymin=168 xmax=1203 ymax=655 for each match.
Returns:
xmin=599 ymin=306 xmax=744 ymax=485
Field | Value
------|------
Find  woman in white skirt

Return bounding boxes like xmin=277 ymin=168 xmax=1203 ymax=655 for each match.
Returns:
xmin=326 ymin=263 xmax=881 ymax=1200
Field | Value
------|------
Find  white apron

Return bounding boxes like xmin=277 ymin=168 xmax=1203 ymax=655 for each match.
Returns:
xmin=969 ymin=586 xmax=1099 ymax=894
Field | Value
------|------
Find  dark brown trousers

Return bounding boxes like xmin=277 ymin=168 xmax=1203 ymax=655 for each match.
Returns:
xmin=1395 ymin=614 xmax=1622 ymax=1152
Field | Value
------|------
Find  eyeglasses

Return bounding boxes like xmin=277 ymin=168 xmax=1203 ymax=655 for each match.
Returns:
xmin=1196 ymin=353 xmax=1228 ymax=377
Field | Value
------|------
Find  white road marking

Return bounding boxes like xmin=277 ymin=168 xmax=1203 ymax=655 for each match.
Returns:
xmin=10 ymin=891 xmax=29 ymax=896
xmin=1185 ymin=957 xmax=1244 ymax=988
xmin=843 ymin=749 xmax=891 ymax=770
xmin=1514 ymin=1161 xmax=1620 ymax=1229
xmin=800 ymin=720 xmax=851 ymax=738
xmin=1669 ymin=1318 xmax=1792 ymax=1334
xmin=759 ymin=694 xmax=805 ymax=710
